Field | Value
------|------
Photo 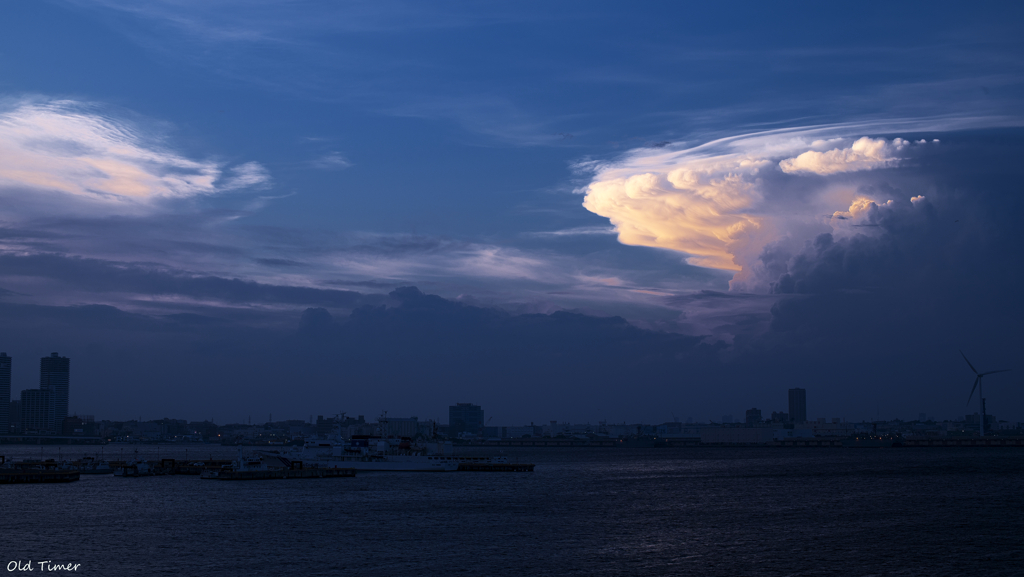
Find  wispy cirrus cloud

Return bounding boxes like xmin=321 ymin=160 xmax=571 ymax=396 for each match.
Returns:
xmin=0 ymin=99 xmax=269 ymax=214
xmin=524 ymin=226 xmax=617 ymax=238
xmin=308 ymin=152 xmax=352 ymax=170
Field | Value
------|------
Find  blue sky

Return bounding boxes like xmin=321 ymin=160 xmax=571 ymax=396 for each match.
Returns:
xmin=1 ymin=1 xmax=1022 ymax=423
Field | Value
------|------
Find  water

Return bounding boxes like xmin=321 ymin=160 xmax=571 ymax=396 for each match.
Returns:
xmin=2 ymin=445 xmax=1022 ymax=576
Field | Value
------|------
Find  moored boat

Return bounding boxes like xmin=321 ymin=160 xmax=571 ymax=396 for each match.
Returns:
xmin=0 ymin=457 xmax=80 ymax=484
xmin=114 ymin=461 xmax=156 ymax=477
xmin=200 ymin=451 xmax=356 ymax=480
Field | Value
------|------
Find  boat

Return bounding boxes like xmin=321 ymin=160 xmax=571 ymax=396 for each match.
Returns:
xmin=200 ymin=451 xmax=355 ymax=480
xmin=77 ymin=457 xmax=114 ymax=475
xmin=285 ymin=413 xmax=530 ymax=472
xmin=292 ymin=437 xmax=459 ymax=472
xmin=114 ymin=461 xmax=157 ymax=477
xmin=0 ymin=457 xmax=81 ymax=484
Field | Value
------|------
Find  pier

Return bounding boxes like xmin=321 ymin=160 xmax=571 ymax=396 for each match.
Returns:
xmin=202 ymin=467 xmax=356 ymax=480
xmin=457 ymin=463 xmax=534 ymax=472
xmin=0 ymin=467 xmax=80 ymax=483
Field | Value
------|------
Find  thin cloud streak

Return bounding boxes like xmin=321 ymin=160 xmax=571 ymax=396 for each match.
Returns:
xmin=0 ymin=99 xmax=269 ymax=215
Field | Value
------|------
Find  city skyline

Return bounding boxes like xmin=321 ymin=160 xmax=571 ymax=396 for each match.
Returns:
xmin=0 ymin=2 xmax=1021 ymax=425
xmin=0 ymin=350 xmax=1005 ymax=430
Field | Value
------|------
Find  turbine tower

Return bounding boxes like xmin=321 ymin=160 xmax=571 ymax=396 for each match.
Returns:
xmin=960 ymin=351 xmax=1011 ymax=437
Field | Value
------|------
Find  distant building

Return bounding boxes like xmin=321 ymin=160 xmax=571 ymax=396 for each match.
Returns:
xmin=9 ymin=400 xmax=21 ymax=434
xmin=701 ymin=427 xmax=774 ymax=445
xmin=805 ymin=420 xmax=854 ymax=437
xmin=315 ymin=415 xmax=335 ymax=437
xmin=62 ymin=416 xmax=93 ymax=436
xmin=770 ymin=411 xmax=790 ymax=423
xmin=0 ymin=353 xmax=10 ymax=434
xmin=21 ymin=389 xmax=54 ymax=434
xmin=965 ymin=412 xmax=997 ymax=431
xmin=385 ymin=417 xmax=419 ymax=438
xmin=745 ymin=408 xmax=762 ymax=426
xmin=40 ymin=353 xmax=70 ymax=432
xmin=449 ymin=403 xmax=484 ymax=437
xmin=789 ymin=388 xmax=807 ymax=423
xmin=505 ymin=426 xmax=536 ymax=439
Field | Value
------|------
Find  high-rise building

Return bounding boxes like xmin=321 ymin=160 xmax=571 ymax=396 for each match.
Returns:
xmin=9 ymin=400 xmax=21 ymax=434
xmin=449 ymin=403 xmax=484 ymax=437
xmin=0 ymin=353 xmax=10 ymax=434
xmin=40 ymin=352 xmax=70 ymax=432
xmin=20 ymin=389 xmax=53 ymax=434
xmin=789 ymin=388 xmax=807 ymax=423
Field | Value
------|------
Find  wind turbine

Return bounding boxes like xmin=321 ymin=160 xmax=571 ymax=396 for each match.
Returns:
xmin=960 ymin=351 xmax=1011 ymax=436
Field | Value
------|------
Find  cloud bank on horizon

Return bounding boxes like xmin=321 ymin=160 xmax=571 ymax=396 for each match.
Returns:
xmin=580 ymin=125 xmax=945 ymax=290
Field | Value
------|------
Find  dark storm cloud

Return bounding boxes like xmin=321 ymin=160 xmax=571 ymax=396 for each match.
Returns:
xmin=0 ymin=285 xmax=716 ymax=423
xmin=688 ymin=132 xmax=1024 ymax=422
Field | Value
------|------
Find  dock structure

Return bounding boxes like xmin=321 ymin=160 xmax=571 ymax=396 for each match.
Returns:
xmin=72 ymin=459 xmax=234 ymax=475
xmin=457 ymin=462 xmax=534 ymax=472
xmin=901 ymin=437 xmax=1024 ymax=447
xmin=202 ymin=467 xmax=356 ymax=480
xmin=0 ymin=467 xmax=80 ymax=483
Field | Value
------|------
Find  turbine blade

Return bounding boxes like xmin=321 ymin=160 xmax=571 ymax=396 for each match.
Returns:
xmin=960 ymin=350 xmax=979 ymax=375
xmin=979 ymin=369 xmax=1011 ymax=376
xmin=967 ymin=376 xmax=979 ymax=405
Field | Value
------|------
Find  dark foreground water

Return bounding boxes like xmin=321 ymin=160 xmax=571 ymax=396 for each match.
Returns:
xmin=2 ymin=445 xmax=1023 ymax=576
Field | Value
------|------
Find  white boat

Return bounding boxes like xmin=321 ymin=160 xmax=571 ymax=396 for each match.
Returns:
xmin=293 ymin=437 xmax=458 ymax=472
xmin=285 ymin=412 xmax=515 ymax=472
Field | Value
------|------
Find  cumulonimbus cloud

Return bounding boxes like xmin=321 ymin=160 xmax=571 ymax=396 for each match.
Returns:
xmin=578 ymin=125 xmax=936 ymax=287
xmin=0 ymin=99 xmax=269 ymax=208
xmin=779 ymin=137 xmax=908 ymax=175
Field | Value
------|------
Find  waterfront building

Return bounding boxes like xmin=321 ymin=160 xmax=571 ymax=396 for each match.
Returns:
xmin=385 ymin=416 xmax=420 ymax=438
xmin=789 ymin=388 xmax=807 ymax=423
xmin=40 ymin=352 xmax=70 ymax=432
xmin=505 ymin=425 xmax=536 ymax=439
xmin=20 ymin=389 xmax=54 ymax=434
xmin=449 ymin=403 xmax=484 ymax=437
xmin=745 ymin=408 xmax=762 ymax=426
xmin=701 ymin=427 xmax=774 ymax=444
xmin=0 ymin=353 xmax=9 ymax=434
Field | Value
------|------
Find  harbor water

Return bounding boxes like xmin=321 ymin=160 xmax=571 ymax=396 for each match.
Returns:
xmin=2 ymin=445 xmax=1022 ymax=576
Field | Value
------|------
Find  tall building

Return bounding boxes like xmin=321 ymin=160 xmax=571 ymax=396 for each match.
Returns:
xmin=0 ymin=353 xmax=10 ymax=434
xmin=40 ymin=352 xmax=70 ymax=432
xmin=449 ymin=403 xmax=484 ymax=437
xmin=21 ymin=389 xmax=53 ymax=434
xmin=9 ymin=400 xmax=21 ymax=434
xmin=789 ymin=388 xmax=807 ymax=423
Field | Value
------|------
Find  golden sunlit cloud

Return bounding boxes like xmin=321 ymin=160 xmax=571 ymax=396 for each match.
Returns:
xmin=0 ymin=99 xmax=268 ymax=209
xmin=579 ymin=127 xmax=935 ymax=285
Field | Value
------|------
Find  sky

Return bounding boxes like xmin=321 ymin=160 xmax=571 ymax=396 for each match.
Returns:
xmin=1 ymin=1 xmax=1022 ymax=425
